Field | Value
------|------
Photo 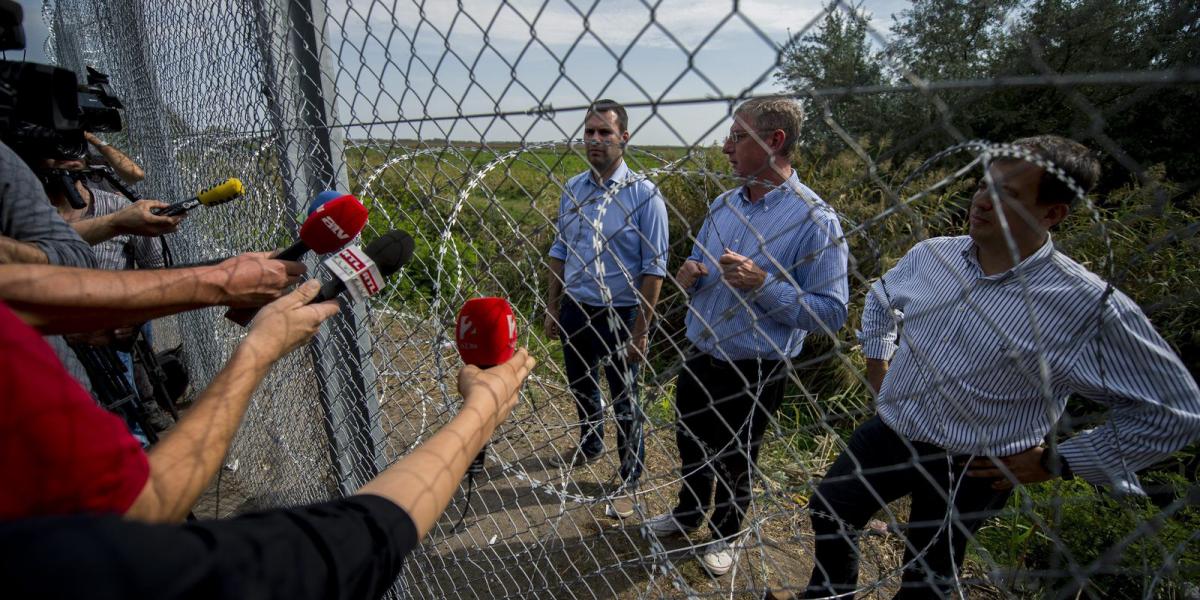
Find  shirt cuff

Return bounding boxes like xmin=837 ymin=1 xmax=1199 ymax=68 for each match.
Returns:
xmin=1057 ymin=436 xmax=1146 ymax=494
xmin=548 ymin=245 xmax=567 ymax=261
xmin=857 ymin=332 xmax=897 ymax=361
xmin=640 ymin=263 xmax=667 ymax=278
xmin=753 ymin=278 xmax=796 ymax=318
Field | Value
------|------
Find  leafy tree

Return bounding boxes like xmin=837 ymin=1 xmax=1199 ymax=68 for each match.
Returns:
xmin=775 ymin=2 xmax=887 ymax=154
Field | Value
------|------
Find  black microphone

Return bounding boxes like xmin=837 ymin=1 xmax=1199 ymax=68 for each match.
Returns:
xmin=312 ymin=230 xmax=414 ymax=303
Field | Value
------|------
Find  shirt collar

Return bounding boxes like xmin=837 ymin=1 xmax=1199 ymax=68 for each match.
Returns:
xmin=587 ymin=159 xmax=631 ymax=190
xmin=735 ymin=170 xmax=801 ymax=210
xmin=962 ymin=233 xmax=1057 ymax=281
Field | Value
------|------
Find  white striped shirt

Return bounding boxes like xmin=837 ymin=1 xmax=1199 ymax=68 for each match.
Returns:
xmin=859 ymin=235 xmax=1200 ymax=489
xmin=84 ymin=187 xmax=165 ymax=271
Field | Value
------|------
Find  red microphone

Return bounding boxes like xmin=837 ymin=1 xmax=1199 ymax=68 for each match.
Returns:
xmin=455 ymin=297 xmax=518 ymax=474
xmin=224 ymin=195 xmax=370 ymax=326
xmin=275 ymin=194 xmax=369 ymax=261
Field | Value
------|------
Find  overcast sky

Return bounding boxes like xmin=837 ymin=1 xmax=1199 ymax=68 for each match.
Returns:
xmin=16 ymin=0 xmax=908 ymax=146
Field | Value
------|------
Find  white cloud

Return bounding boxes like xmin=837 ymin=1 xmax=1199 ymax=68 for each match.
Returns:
xmin=331 ymin=0 xmax=824 ymax=51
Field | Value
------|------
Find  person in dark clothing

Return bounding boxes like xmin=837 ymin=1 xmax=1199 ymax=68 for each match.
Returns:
xmin=0 ymin=347 xmax=535 ymax=600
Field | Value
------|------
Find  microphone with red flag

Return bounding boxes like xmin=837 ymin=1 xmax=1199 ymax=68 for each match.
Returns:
xmin=455 ymin=297 xmax=518 ymax=475
xmin=224 ymin=229 xmax=411 ymax=326
xmin=223 ymin=197 xmax=374 ymax=325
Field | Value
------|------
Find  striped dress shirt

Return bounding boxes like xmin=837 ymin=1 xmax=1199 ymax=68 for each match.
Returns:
xmin=860 ymin=235 xmax=1200 ymax=490
xmin=685 ymin=172 xmax=849 ymax=361
xmin=85 ymin=187 xmax=165 ymax=271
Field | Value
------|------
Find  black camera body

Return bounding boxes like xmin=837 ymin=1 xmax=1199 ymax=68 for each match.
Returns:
xmin=0 ymin=0 xmax=125 ymax=164
xmin=0 ymin=0 xmax=126 ymax=208
xmin=0 ymin=61 xmax=126 ymax=163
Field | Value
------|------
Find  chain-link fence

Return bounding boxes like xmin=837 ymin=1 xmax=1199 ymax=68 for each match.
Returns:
xmin=44 ymin=0 xmax=1200 ymax=597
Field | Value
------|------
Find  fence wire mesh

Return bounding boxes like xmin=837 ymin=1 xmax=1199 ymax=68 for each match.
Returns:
xmin=43 ymin=0 xmax=1200 ymax=597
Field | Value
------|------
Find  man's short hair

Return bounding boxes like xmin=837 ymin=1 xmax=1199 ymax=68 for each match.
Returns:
xmin=1010 ymin=135 xmax=1101 ymax=206
xmin=587 ymin=99 xmax=628 ymax=133
xmin=734 ymin=96 xmax=805 ymax=159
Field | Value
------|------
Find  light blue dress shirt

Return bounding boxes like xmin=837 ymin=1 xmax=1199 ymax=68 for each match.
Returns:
xmin=548 ymin=161 xmax=669 ymax=307
xmin=685 ymin=172 xmax=849 ymax=361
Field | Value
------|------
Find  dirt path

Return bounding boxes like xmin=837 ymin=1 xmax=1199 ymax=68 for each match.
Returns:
xmin=370 ymin=314 xmax=921 ymax=599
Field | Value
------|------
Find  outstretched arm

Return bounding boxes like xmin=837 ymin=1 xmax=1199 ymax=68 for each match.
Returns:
xmin=0 ymin=253 xmax=305 ymax=333
xmin=125 ymin=281 xmax=340 ymax=522
xmin=357 ymin=349 xmax=535 ymax=539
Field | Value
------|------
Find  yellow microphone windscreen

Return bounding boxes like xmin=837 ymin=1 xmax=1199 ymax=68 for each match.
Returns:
xmin=196 ymin=178 xmax=245 ymax=207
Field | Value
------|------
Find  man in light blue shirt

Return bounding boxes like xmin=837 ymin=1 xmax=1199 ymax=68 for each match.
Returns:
xmin=544 ymin=100 xmax=669 ymax=518
xmin=644 ymin=97 xmax=849 ymax=577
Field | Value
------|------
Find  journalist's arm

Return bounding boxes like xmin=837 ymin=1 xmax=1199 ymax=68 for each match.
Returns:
xmin=0 ymin=350 xmax=536 ymax=600
xmin=125 ymin=280 xmax=340 ymax=521
xmin=0 ymin=252 xmax=304 ymax=333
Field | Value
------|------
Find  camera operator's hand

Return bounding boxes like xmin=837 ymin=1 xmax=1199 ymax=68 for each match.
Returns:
xmin=208 ymin=252 xmax=306 ymax=308
xmin=110 ymin=200 xmax=183 ymax=237
xmin=242 ymin=280 xmax=340 ymax=360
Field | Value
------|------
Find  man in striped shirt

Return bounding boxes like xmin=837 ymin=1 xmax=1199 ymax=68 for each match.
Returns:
xmin=644 ymin=97 xmax=850 ymax=577
xmin=802 ymin=136 xmax=1200 ymax=598
xmin=43 ymin=156 xmax=182 ymax=437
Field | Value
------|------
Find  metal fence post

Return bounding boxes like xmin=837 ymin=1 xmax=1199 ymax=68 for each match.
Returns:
xmin=255 ymin=0 xmax=387 ymax=495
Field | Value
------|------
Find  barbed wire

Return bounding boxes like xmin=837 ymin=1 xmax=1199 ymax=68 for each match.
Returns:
xmin=43 ymin=0 xmax=1200 ymax=597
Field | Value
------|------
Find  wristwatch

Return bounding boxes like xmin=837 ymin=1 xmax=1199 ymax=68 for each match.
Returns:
xmin=1039 ymin=445 xmax=1074 ymax=480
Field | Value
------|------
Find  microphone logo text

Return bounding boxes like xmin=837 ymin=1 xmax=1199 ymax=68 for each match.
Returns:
xmin=323 ymin=215 xmax=351 ymax=240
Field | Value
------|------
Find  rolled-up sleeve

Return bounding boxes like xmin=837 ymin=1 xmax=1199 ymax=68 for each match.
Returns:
xmin=1058 ymin=295 xmax=1200 ymax=489
xmin=547 ymin=189 xmax=569 ymax=262
xmin=638 ymin=184 xmax=669 ymax=278
xmin=753 ymin=208 xmax=849 ymax=334
xmin=858 ymin=248 xmax=913 ymax=361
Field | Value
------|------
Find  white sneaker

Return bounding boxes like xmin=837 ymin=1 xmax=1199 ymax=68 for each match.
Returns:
xmin=643 ymin=512 xmax=699 ymax=537
xmin=699 ymin=540 xmax=734 ymax=577
xmin=605 ymin=493 xmax=637 ymax=519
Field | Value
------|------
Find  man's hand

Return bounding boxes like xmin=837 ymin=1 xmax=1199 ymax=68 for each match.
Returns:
xmin=459 ymin=348 xmax=536 ymax=425
xmin=110 ymin=200 xmax=183 ymax=237
xmin=719 ymin=249 xmax=766 ymax=290
xmin=626 ymin=332 xmax=648 ymax=362
xmin=866 ymin=358 xmax=889 ymax=394
xmin=676 ymin=259 xmax=709 ymax=289
xmin=211 ymin=252 xmax=306 ymax=308
xmin=964 ymin=447 xmax=1055 ymax=491
xmin=543 ymin=309 xmax=559 ymax=339
xmin=243 ymin=280 xmax=340 ymax=359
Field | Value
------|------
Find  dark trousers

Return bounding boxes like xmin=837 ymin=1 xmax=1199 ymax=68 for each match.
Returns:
xmin=672 ymin=353 xmax=787 ymax=541
xmin=803 ymin=416 xmax=1013 ymax=599
xmin=558 ymin=297 xmax=644 ymax=486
